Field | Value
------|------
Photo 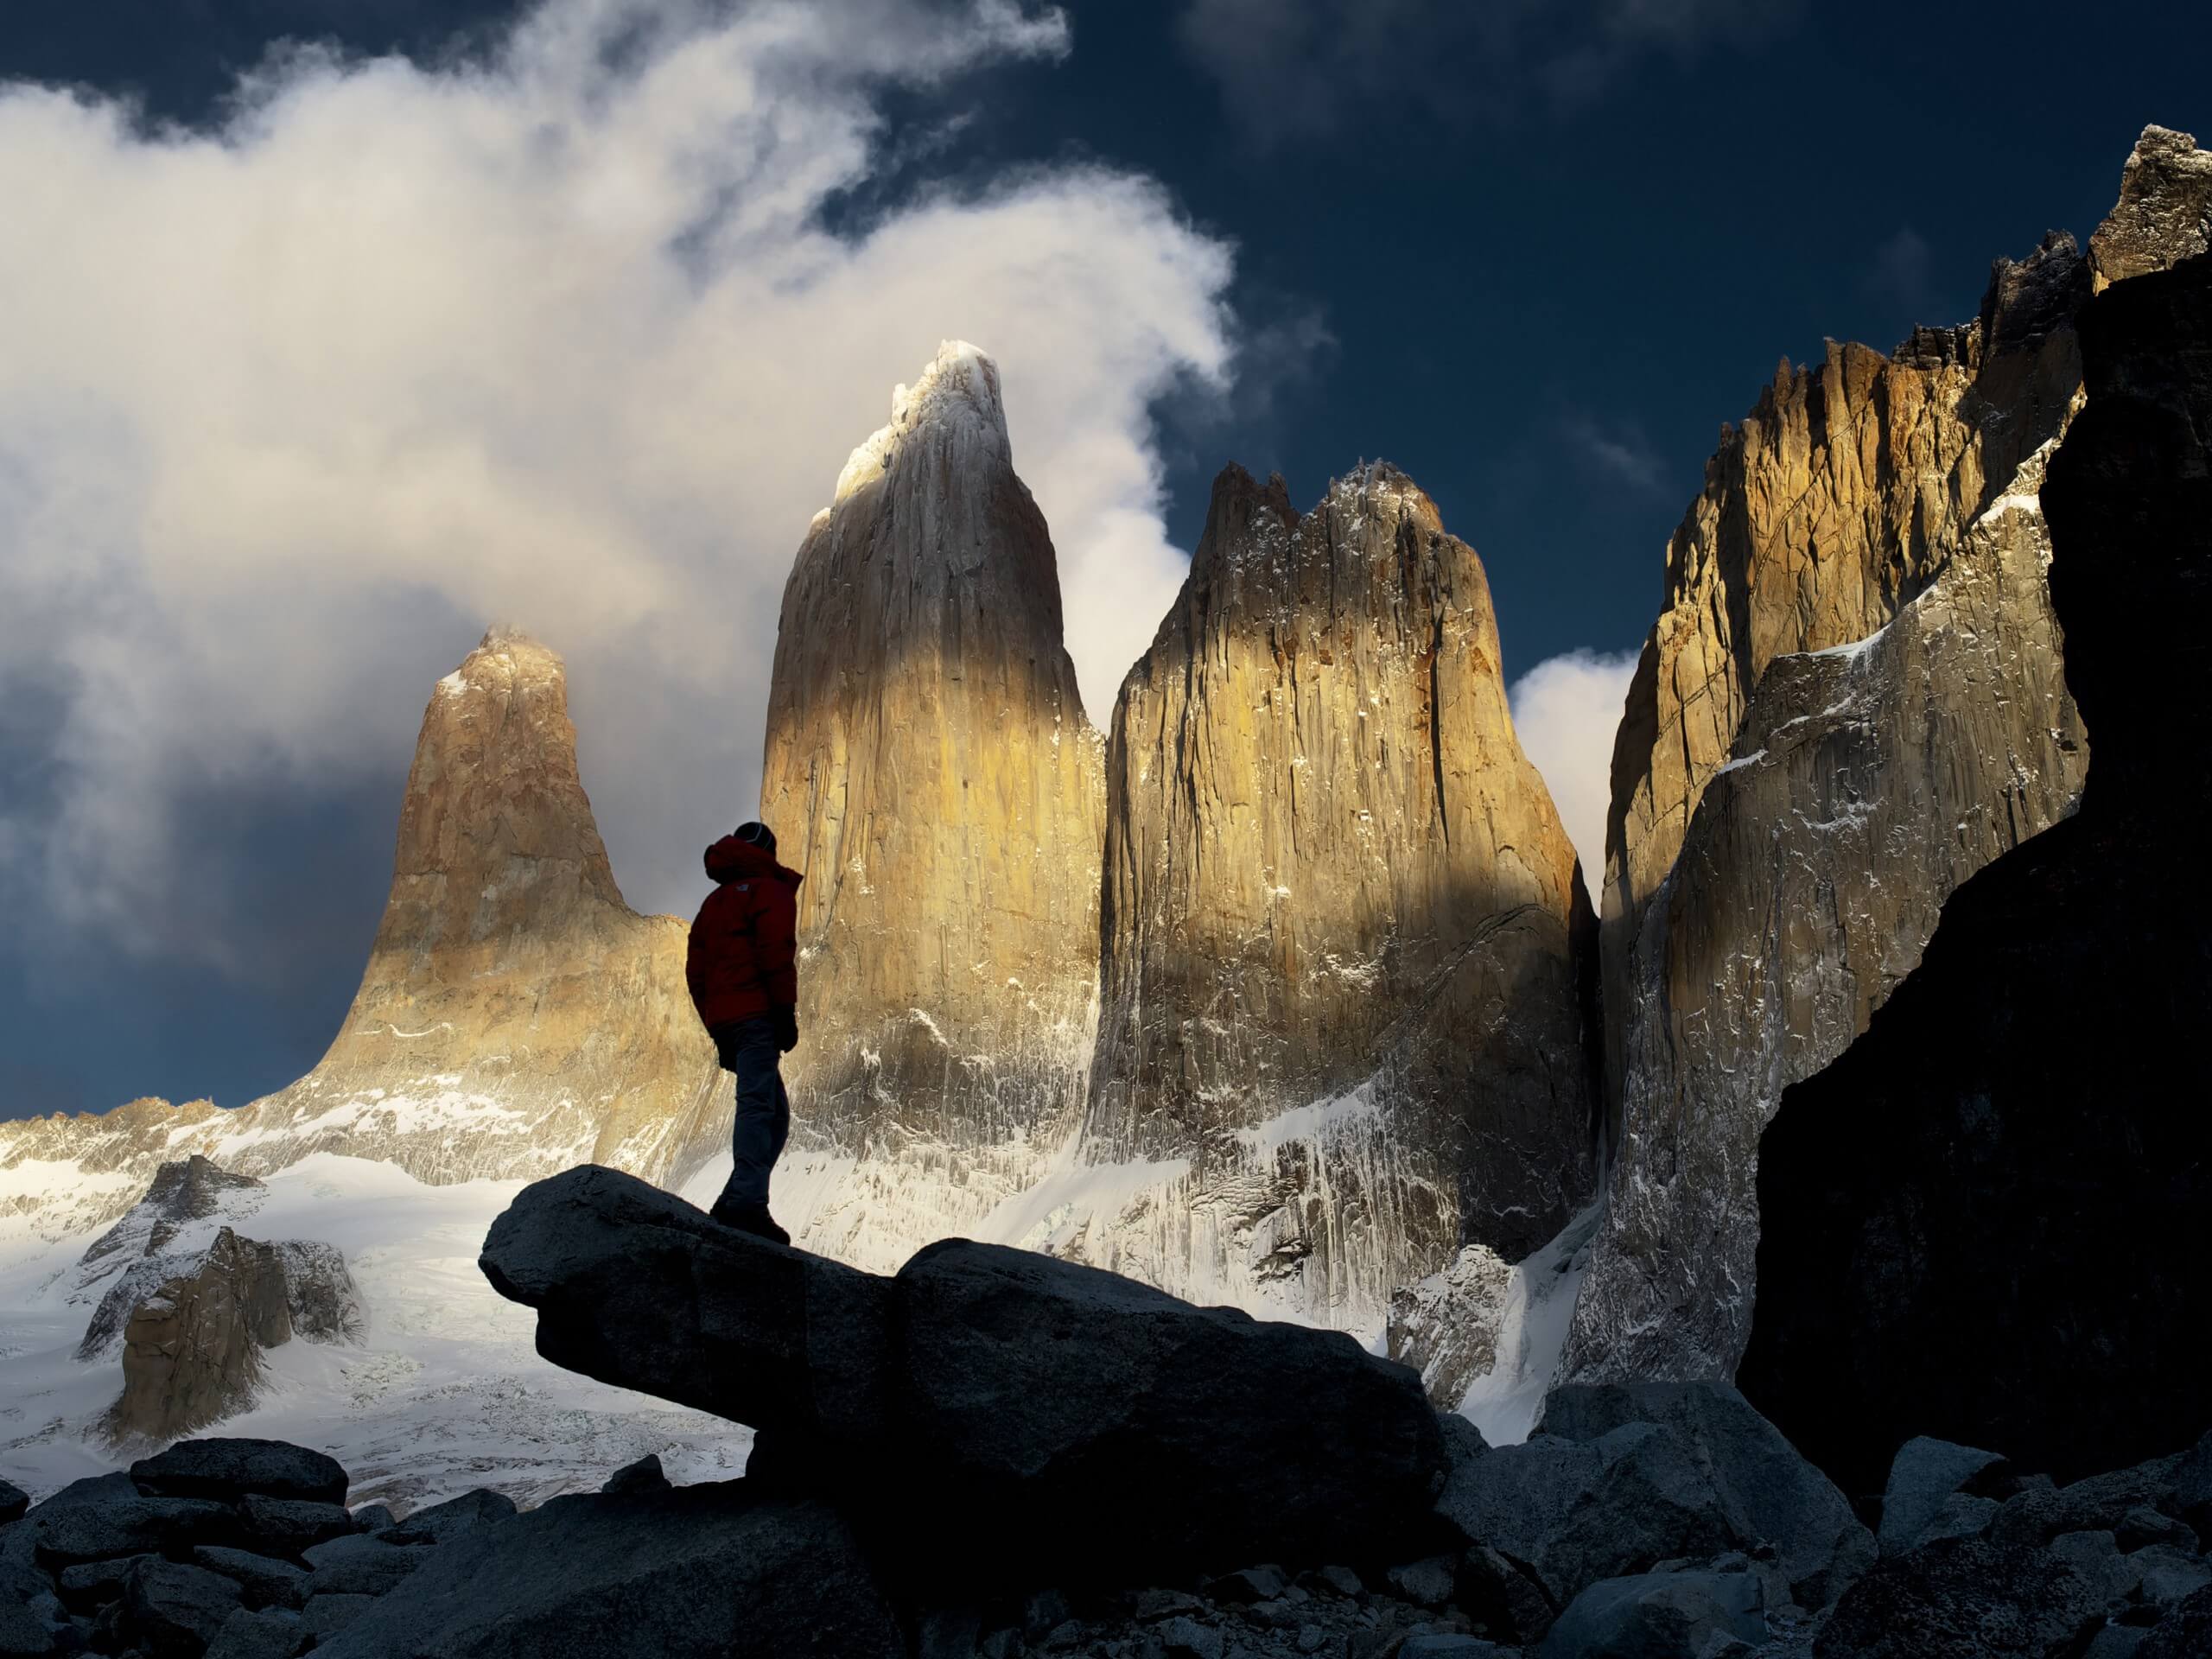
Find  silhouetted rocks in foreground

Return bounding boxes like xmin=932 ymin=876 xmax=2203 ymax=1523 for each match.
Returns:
xmin=9 ymin=1307 xmax=2212 ymax=1654
xmin=1739 ymin=250 xmax=2212 ymax=1499
xmin=477 ymin=1164 xmax=1446 ymax=1584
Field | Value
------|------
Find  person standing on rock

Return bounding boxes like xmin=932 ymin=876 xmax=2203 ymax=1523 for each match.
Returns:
xmin=686 ymin=821 xmax=803 ymax=1245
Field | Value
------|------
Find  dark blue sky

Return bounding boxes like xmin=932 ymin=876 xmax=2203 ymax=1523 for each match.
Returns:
xmin=3 ymin=0 xmax=2207 ymax=1119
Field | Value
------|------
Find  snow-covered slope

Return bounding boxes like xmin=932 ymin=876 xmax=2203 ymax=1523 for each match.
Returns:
xmin=0 ymin=1154 xmax=747 ymax=1509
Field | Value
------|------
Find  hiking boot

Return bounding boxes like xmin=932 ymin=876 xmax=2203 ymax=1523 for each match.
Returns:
xmin=710 ymin=1198 xmax=790 ymax=1247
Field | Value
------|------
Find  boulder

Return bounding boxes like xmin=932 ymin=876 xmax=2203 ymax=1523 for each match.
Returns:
xmin=1538 ymin=1567 xmax=1767 ymax=1659
xmin=302 ymin=1593 xmax=377 ymax=1641
xmin=1991 ymin=1454 xmax=2188 ymax=1548
xmin=1434 ymin=1423 xmax=1745 ymax=1608
xmin=204 ymin=1607 xmax=306 ymax=1659
xmin=2118 ymin=1509 xmax=2198 ymax=1554
xmin=1815 ymin=1539 xmax=2103 ymax=1658
xmin=481 ymin=1165 xmax=1446 ymax=1582
xmin=0 ymin=1561 xmax=68 ymax=1659
xmin=1537 ymin=1380 xmax=1872 ymax=1605
xmin=54 ymin=1557 xmax=141 ymax=1611
xmin=300 ymin=1535 xmax=429 ymax=1598
xmin=2139 ymin=1584 xmax=2212 ymax=1659
xmin=2048 ymin=1531 xmax=2133 ymax=1605
xmin=0 ymin=1484 xmax=24 ymax=1528
xmin=374 ymin=1489 xmax=514 ymax=1547
xmin=347 ymin=1506 xmax=394 ymax=1534
xmin=598 ymin=1457 xmax=667 ymax=1497
xmin=1456 ymin=1543 xmax=1554 ymax=1646
xmin=118 ymin=1558 xmax=245 ymax=1658
xmin=478 ymin=1165 xmax=893 ymax=1444
xmin=311 ymin=1484 xmax=899 ymax=1658
xmin=22 ymin=1491 xmax=236 ymax=1568
xmin=235 ymin=1497 xmax=354 ymax=1556
xmin=891 ymin=1234 xmax=1446 ymax=1579
xmin=132 ymin=1439 xmax=346 ymax=1507
xmin=1878 ymin=1437 xmax=2012 ymax=1557
xmin=2132 ymin=1546 xmax=2212 ymax=1611
xmin=189 ymin=1548 xmax=308 ymax=1611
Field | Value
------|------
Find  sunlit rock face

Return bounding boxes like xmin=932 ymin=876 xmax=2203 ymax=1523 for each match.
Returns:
xmin=1063 ymin=463 xmax=1599 ymax=1328
xmin=0 ymin=630 xmax=722 ymax=1255
xmin=1567 ymin=125 xmax=2212 ymax=1385
xmin=759 ymin=341 xmax=1107 ymax=1270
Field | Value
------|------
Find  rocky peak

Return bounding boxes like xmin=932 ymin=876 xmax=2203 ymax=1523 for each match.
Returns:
xmin=832 ymin=338 xmax=1012 ymax=502
xmin=378 ymin=626 xmax=626 ymax=963
xmin=78 ymin=1155 xmax=265 ymax=1272
xmin=760 ymin=340 xmax=1105 ymax=1268
xmin=1078 ymin=459 xmax=1599 ymax=1321
xmin=0 ymin=629 xmax=724 ymax=1240
xmin=2088 ymin=124 xmax=2212 ymax=288
xmin=1567 ymin=128 xmax=2210 ymax=1389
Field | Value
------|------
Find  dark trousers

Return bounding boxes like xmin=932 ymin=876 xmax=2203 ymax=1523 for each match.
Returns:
xmin=710 ymin=1017 xmax=791 ymax=1210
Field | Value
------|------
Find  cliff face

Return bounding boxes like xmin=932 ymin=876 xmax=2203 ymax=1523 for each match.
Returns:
xmin=0 ymin=631 xmax=723 ymax=1252
xmin=1567 ymin=126 xmax=2211 ymax=1384
xmin=1740 ymin=244 xmax=2212 ymax=1492
xmin=758 ymin=342 xmax=1106 ymax=1269
xmin=1065 ymin=464 xmax=1598 ymax=1325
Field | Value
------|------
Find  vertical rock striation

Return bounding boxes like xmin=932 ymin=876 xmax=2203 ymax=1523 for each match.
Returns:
xmin=1740 ymin=240 xmax=2212 ymax=1492
xmin=0 ymin=631 xmax=724 ymax=1247
xmin=1568 ymin=125 xmax=2212 ymax=1384
xmin=758 ymin=341 xmax=1106 ymax=1269
xmin=1065 ymin=463 xmax=1598 ymax=1326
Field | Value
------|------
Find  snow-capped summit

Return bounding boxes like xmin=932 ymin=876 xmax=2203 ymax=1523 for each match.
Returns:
xmin=834 ymin=338 xmax=1014 ymax=504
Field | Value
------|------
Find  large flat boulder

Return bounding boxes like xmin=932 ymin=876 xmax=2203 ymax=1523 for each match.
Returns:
xmin=313 ymin=1484 xmax=899 ymax=1659
xmin=132 ymin=1439 xmax=346 ymax=1507
xmin=481 ymin=1165 xmax=1446 ymax=1580
xmin=1537 ymin=1380 xmax=1873 ymax=1606
xmin=892 ymin=1236 xmax=1446 ymax=1575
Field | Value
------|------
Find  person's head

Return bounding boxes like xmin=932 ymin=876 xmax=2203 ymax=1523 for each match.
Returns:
xmin=732 ymin=821 xmax=777 ymax=858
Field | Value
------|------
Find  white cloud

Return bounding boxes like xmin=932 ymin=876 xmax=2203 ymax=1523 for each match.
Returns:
xmin=1510 ymin=646 xmax=1640 ymax=886
xmin=0 ymin=0 xmax=1236 ymax=964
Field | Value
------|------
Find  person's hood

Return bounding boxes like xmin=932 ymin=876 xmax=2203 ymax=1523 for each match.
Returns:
xmin=703 ymin=835 xmax=803 ymax=887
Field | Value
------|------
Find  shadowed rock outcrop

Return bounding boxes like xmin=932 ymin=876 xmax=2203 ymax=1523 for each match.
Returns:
xmin=478 ymin=1164 xmax=1445 ymax=1583
xmin=1739 ymin=247 xmax=2212 ymax=1494
xmin=1569 ymin=126 xmax=2212 ymax=1384
xmin=758 ymin=340 xmax=1106 ymax=1270
xmin=104 ymin=1227 xmax=361 ymax=1446
xmin=1071 ymin=462 xmax=1598 ymax=1327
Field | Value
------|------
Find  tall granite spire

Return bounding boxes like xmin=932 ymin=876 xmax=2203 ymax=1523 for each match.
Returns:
xmin=1071 ymin=462 xmax=1600 ymax=1325
xmin=758 ymin=341 xmax=1106 ymax=1268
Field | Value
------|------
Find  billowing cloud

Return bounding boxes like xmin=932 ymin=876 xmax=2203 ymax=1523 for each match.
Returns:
xmin=0 ymin=0 xmax=1236 ymax=968
xmin=1178 ymin=0 xmax=1796 ymax=147
xmin=1509 ymin=646 xmax=1640 ymax=884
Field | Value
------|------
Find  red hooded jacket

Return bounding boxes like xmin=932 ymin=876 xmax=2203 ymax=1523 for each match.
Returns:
xmin=686 ymin=836 xmax=804 ymax=1029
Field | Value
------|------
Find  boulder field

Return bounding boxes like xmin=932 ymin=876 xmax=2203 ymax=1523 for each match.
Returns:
xmin=9 ymin=1185 xmax=2202 ymax=1659
xmin=5 ymin=1174 xmax=2208 ymax=1657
